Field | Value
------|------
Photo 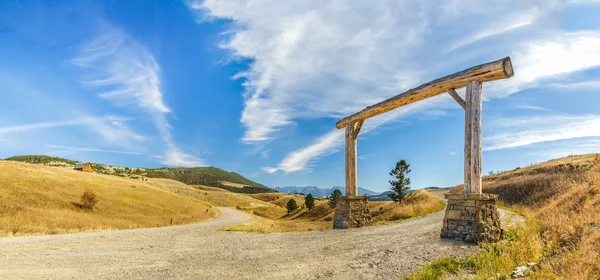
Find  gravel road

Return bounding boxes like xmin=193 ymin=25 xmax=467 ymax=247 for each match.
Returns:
xmin=0 ymin=207 xmax=480 ymax=280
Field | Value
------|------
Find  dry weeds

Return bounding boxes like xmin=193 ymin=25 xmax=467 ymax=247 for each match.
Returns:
xmin=370 ymin=190 xmax=446 ymax=223
xmin=413 ymin=153 xmax=600 ymax=279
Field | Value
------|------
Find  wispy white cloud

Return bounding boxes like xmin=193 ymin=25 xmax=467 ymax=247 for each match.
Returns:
xmin=73 ymin=23 xmax=205 ymax=167
xmin=160 ymin=146 xmax=205 ymax=167
xmin=514 ymin=105 xmax=549 ymax=111
xmin=490 ymin=31 xmax=600 ymax=97
xmin=195 ymin=1 xmax=598 ymax=173
xmin=263 ymin=98 xmax=443 ymax=173
xmin=527 ymin=138 xmax=600 ymax=160
xmin=45 ymin=144 xmax=143 ymax=155
xmin=0 ymin=115 xmax=138 ymax=139
xmin=445 ymin=8 xmax=540 ymax=54
xmin=484 ymin=115 xmax=600 ymax=151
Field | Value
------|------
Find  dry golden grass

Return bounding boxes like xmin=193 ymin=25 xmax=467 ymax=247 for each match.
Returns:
xmin=411 ymin=153 xmax=600 ymax=279
xmin=219 ymin=181 xmax=245 ymax=188
xmin=223 ymin=215 xmax=332 ymax=233
xmin=369 ymin=190 xmax=446 ymax=223
xmin=148 ymin=179 xmax=288 ymax=219
xmin=223 ymin=199 xmax=333 ymax=233
xmin=0 ymin=161 xmax=218 ymax=237
xmin=250 ymin=193 xmax=306 ymax=208
xmin=225 ymin=191 xmax=446 ymax=233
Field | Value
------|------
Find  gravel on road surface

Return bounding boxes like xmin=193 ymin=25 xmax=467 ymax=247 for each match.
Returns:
xmin=0 ymin=206 xmax=487 ymax=280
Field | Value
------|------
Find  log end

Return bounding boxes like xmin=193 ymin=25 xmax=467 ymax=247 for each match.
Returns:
xmin=503 ymin=57 xmax=514 ymax=78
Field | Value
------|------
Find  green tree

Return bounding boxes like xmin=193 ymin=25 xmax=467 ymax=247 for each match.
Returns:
xmin=328 ymin=189 xmax=342 ymax=208
xmin=286 ymin=198 xmax=298 ymax=213
xmin=388 ymin=160 xmax=411 ymax=203
xmin=305 ymin=194 xmax=315 ymax=209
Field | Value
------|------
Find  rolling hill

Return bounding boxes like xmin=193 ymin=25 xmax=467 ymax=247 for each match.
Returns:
xmin=4 ymin=155 xmax=274 ymax=194
xmin=145 ymin=166 xmax=274 ymax=193
xmin=0 ymin=160 xmax=219 ymax=237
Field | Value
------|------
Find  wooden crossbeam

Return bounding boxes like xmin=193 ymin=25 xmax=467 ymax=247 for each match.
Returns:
xmin=336 ymin=57 xmax=513 ymax=129
xmin=447 ymin=89 xmax=466 ymax=110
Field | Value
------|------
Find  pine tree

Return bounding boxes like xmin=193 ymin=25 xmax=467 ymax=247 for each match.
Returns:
xmin=305 ymin=194 xmax=315 ymax=209
xmin=328 ymin=189 xmax=342 ymax=208
xmin=388 ymin=160 xmax=411 ymax=203
xmin=287 ymin=198 xmax=298 ymax=213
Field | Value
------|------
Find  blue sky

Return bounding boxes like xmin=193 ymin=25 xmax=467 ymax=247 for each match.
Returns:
xmin=1 ymin=1 xmax=600 ymax=192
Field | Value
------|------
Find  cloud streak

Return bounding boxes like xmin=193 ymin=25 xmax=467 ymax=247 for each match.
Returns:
xmin=73 ymin=23 xmax=204 ymax=167
xmin=484 ymin=115 xmax=600 ymax=151
xmin=45 ymin=144 xmax=143 ymax=155
xmin=0 ymin=115 xmax=134 ymax=134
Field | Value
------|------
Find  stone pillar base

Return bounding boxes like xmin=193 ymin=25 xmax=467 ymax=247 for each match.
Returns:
xmin=333 ymin=196 xmax=372 ymax=229
xmin=440 ymin=193 xmax=503 ymax=243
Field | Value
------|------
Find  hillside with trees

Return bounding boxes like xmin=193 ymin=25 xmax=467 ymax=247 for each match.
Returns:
xmin=144 ymin=166 xmax=275 ymax=193
xmin=3 ymin=155 xmax=274 ymax=194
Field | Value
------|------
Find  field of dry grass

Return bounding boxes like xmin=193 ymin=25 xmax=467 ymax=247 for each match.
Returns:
xmin=224 ymin=190 xmax=445 ymax=233
xmin=0 ymin=161 xmax=219 ymax=237
xmin=223 ymin=199 xmax=332 ymax=233
xmin=148 ymin=178 xmax=288 ymax=219
xmin=369 ymin=190 xmax=446 ymax=224
xmin=410 ymin=154 xmax=600 ymax=279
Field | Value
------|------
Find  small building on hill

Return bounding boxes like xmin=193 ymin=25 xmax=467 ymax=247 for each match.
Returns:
xmin=74 ymin=162 xmax=94 ymax=173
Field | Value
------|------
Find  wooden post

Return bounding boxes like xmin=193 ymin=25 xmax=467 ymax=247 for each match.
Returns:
xmin=345 ymin=123 xmax=358 ymax=196
xmin=464 ymin=88 xmax=471 ymax=194
xmin=465 ymin=80 xmax=483 ymax=194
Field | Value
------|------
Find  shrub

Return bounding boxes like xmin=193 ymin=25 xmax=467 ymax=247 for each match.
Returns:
xmin=79 ymin=189 xmax=99 ymax=211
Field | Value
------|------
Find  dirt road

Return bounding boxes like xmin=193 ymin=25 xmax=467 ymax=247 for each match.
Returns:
xmin=0 ymin=207 xmax=477 ymax=279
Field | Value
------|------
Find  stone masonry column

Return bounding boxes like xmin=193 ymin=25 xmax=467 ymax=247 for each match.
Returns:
xmin=333 ymin=123 xmax=372 ymax=229
xmin=441 ymin=81 xmax=502 ymax=243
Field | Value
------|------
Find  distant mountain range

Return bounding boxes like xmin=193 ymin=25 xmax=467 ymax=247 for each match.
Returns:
xmin=276 ymin=185 xmax=451 ymax=201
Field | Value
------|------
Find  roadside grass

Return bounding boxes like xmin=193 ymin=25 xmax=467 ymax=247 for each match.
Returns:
xmin=225 ymin=190 xmax=446 ymax=233
xmin=0 ymin=161 xmax=219 ymax=237
xmin=223 ymin=199 xmax=333 ymax=233
xmin=370 ymin=190 xmax=446 ymax=224
xmin=407 ymin=154 xmax=600 ymax=279
xmin=223 ymin=214 xmax=332 ymax=233
xmin=407 ymin=257 xmax=476 ymax=280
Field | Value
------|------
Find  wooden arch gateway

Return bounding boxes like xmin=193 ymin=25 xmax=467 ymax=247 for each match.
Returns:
xmin=332 ymin=57 xmax=515 ymax=243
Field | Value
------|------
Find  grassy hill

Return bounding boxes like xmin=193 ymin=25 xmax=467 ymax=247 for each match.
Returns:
xmin=145 ymin=166 xmax=274 ymax=193
xmin=4 ymin=155 xmax=275 ymax=194
xmin=0 ymin=161 xmax=218 ymax=237
xmin=410 ymin=154 xmax=600 ymax=279
xmin=4 ymin=155 xmax=77 ymax=166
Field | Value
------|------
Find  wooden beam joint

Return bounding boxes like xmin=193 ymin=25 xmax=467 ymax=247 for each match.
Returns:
xmin=447 ymin=88 xmax=466 ymax=110
xmin=352 ymin=120 xmax=364 ymax=140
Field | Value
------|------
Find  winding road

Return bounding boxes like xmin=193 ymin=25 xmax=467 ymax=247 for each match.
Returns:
xmin=0 ymin=207 xmax=480 ymax=279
